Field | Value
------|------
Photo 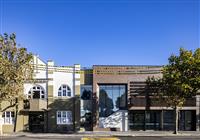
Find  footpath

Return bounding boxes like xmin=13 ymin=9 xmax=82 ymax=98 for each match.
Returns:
xmin=1 ymin=131 xmax=200 ymax=137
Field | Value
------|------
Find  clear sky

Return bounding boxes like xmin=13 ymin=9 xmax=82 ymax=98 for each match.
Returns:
xmin=0 ymin=0 xmax=199 ymax=67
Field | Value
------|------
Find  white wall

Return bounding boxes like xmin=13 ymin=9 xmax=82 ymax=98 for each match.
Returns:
xmin=99 ymin=110 xmax=128 ymax=131
xmin=24 ymin=83 xmax=47 ymax=98
xmin=24 ymin=55 xmax=78 ymax=98
xmin=53 ymin=71 xmax=74 ymax=97
xmin=32 ymin=55 xmax=47 ymax=79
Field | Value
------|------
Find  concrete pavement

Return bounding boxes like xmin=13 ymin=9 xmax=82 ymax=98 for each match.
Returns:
xmin=2 ymin=136 xmax=200 ymax=140
xmin=1 ymin=131 xmax=200 ymax=137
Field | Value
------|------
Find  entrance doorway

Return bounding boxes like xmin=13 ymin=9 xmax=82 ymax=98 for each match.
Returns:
xmin=179 ymin=110 xmax=196 ymax=131
xmin=129 ymin=110 xmax=161 ymax=130
xmin=29 ymin=112 xmax=44 ymax=132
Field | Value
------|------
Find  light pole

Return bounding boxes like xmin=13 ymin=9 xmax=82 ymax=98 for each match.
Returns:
xmin=73 ymin=96 xmax=76 ymax=132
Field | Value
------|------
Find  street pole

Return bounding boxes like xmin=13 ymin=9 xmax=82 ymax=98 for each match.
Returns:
xmin=73 ymin=96 xmax=75 ymax=132
xmin=0 ymin=116 xmax=2 ymax=135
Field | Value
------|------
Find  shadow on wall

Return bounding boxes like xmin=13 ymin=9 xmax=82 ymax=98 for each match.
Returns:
xmin=47 ymin=95 xmax=80 ymax=133
xmin=23 ymin=123 xmax=29 ymax=132
xmin=92 ymin=92 xmax=98 ymax=129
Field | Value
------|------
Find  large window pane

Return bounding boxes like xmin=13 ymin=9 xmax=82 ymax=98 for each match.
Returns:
xmin=146 ymin=111 xmax=161 ymax=130
xmin=179 ymin=110 xmax=196 ymax=131
xmin=163 ymin=111 xmax=174 ymax=130
xmin=99 ymin=88 xmax=113 ymax=117
xmin=2 ymin=111 xmax=14 ymax=124
xmin=57 ymin=85 xmax=71 ymax=97
xmin=131 ymin=111 xmax=145 ymax=130
xmin=67 ymin=112 xmax=72 ymax=123
xmin=99 ymin=84 xmax=127 ymax=117
xmin=81 ymin=85 xmax=92 ymax=100
xmin=28 ymin=85 xmax=45 ymax=99
xmin=119 ymin=85 xmax=126 ymax=108
xmin=129 ymin=110 xmax=161 ymax=130
xmin=106 ymin=86 xmax=113 ymax=99
xmin=57 ymin=111 xmax=72 ymax=124
xmin=112 ymin=85 xmax=119 ymax=111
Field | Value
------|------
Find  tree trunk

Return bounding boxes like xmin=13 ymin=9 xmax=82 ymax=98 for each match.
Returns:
xmin=13 ymin=109 xmax=18 ymax=132
xmin=174 ymin=106 xmax=179 ymax=134
xmin=14 ymin=98 xmax=18 ymax=132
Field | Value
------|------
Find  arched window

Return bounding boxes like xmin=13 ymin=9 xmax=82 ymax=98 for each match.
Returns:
xmin=58 ymin=85 xmax=71 ymax=97
xmin=28 ymin=85 xmax=45 ymax=99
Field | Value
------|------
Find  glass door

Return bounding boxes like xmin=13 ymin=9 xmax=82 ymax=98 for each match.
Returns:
xmin=179 ymin=110 xmax=196 ymax=131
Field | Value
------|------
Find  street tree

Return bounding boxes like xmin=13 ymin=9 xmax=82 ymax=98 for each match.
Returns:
xmin=0 ymin=33 xmax=33 ymax=132
xmin=147 ymin=48 xmax=200 ymax=134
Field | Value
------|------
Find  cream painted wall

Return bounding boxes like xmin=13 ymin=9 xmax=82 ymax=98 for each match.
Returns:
xmin=53 ymin=71 xmax=74 ymax=97
xmin=24 ymin=55 xmax=80 ymax=98
xmin=24 ymin=83 xmax=47 ymax=98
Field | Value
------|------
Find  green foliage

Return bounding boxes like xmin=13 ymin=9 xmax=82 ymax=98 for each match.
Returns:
xmin=147 ymin=48 xmax=200 ymax=108
xmin=0 ymin=33 xmax=33 ymax=105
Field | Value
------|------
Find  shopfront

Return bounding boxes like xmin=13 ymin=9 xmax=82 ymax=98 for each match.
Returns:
xmin=129 ymin=110 xmax=196 ymax=131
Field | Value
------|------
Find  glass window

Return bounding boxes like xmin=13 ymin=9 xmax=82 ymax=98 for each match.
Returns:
xmin=57 ymin=111 xmax=72 ymax=124
xmin=58 ymin=92 xmax=62 ymax=96
xmin=6 ymin=112 xmax=10 ymax=117
xmin=131 ymin=111 xmax=145 ymax=130
xmin=119 ymin=85 xmax=126 ymax=108
xmin=11 ymin=112 xmax=14 ymax=117
xmin=67 ymin=86 xmax=70 ymax=90
xmin=81 ymin=85 xmax=92 ymax=100
xmin=62 ymin=112 xmax=66 ymax=117
xmin=63 ymin=90 xmax=66 ymax=96
xmin=80 ymin=85 xmax=93 ymax=125
xmin=163 ymin=110 xmax=174 ymax=130
xmin=67 ymin=112 xmax=72 ymax=122
xmin=57 ymin=111 xmax=61 ymax=117
xmin=58 ymin=85 xmax=72 ymax=97
xmin=28 ymin=85 xmax=45 ymax=99
xmin=99 ymin=85 xmax=127 ymax=117
xmin=67 ymin=91 xmax=71 ymax=96
xmin=179 ymin=110 xmax=196 ymax=131
xmin=112 ymin=85 xmax=119 ymax=111
xmin=2 ymin=111 xmax=14 ymax=124
xmin=145 ymin=111 xmax=161 ymax=130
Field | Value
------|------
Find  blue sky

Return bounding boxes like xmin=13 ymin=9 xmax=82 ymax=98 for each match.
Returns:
xmin=0 ymin=0 xmax=199 ymax=67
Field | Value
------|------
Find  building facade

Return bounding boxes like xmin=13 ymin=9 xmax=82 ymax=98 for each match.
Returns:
xmin=1 ymin=60 xmax=200 ymax=133
xmin=81 ymin=65 xmax=199 ymax=132
xmin=1 ymin=55 xmax=80 ymax=133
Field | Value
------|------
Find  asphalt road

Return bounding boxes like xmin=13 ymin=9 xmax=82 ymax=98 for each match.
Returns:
xmin=1 ymin=136 xmax=200 ymax=140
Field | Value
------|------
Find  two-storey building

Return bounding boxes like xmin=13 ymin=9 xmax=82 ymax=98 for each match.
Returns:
xmin=1 ymin=62 xmax=199 ymax=133
xmin=1 ymin=55 xmax=80 ymax=133
xmin=81 ymin=65 xmax=199 ymax=132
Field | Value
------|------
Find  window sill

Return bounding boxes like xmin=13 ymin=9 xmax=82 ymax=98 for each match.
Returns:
xmin=56 ymin=96 xmax=73 ymax=99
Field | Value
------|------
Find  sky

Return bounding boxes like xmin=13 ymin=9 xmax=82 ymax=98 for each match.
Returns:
xmin=0 ymin=0 xmax=199 ymax=67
